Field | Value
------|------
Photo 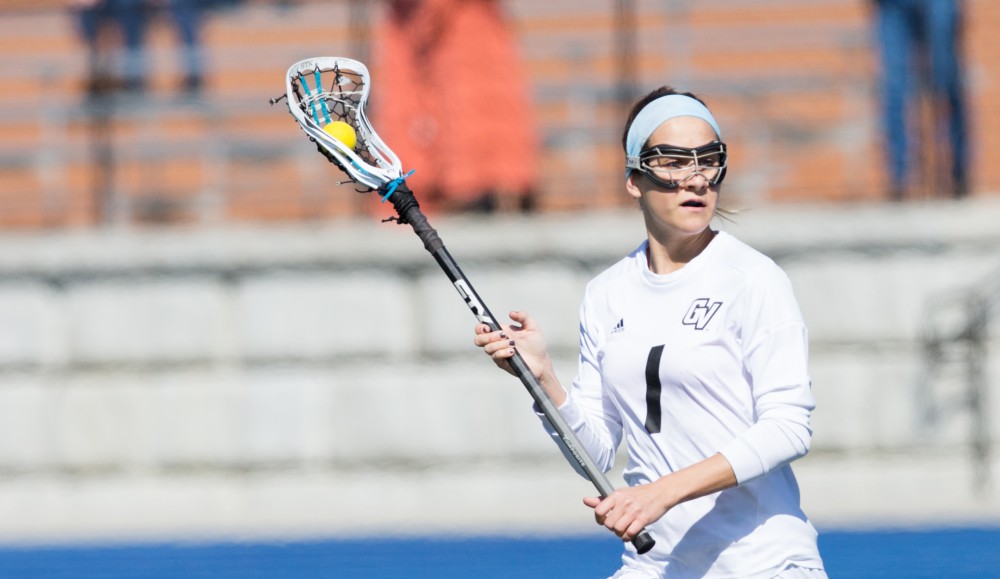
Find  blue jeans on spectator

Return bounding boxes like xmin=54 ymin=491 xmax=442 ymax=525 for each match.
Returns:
xmin=77 ymin=0 xmax=150 ymax=92
xmin=874 ymin=0 xmax=968 ymax=199
xmin=167 ymin=0 xmax=204 ymax=93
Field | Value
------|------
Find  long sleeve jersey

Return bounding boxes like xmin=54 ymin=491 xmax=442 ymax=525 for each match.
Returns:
xmin=543 ymin=231 xmax=824 ymax=578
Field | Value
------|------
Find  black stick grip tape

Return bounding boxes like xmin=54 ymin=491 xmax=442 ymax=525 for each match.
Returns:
xmin=633 ymin=531 xmax=655 ymax=555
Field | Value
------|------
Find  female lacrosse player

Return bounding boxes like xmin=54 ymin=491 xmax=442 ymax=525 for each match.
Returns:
xmin=474 ymin=87 xmax=826 ymax=578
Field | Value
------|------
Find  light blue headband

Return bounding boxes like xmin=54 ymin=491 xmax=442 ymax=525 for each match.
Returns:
xmin=625 ymin=94 xmax=722 ymax=176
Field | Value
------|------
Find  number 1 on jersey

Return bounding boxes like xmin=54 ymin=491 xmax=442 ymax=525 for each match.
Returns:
xmin=644 ymin=345 xmax=664 ymax=433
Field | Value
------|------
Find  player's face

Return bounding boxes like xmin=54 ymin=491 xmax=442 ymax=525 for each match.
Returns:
xmin=627 ymin=116 xmax=720 ymax=238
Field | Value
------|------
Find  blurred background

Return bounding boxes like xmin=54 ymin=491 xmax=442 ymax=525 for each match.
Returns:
xmin=0 ymin=0 xmax=998 ymax=577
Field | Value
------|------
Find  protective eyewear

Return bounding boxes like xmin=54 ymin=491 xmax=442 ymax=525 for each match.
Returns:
xmin=626 ymin=141 xmax=728 ymax=188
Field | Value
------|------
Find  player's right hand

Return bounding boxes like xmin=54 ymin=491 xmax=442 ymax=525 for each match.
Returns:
xmin=473 ymin=310 xmax=557 ymax=390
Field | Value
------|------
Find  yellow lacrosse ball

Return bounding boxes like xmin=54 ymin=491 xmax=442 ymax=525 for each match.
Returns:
xmin=323 ymin=121 xmax=357 ymax=149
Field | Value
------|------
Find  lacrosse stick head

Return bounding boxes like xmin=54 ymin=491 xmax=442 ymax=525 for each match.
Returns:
xmin=281 ymin=57 xmax=403 ymax=191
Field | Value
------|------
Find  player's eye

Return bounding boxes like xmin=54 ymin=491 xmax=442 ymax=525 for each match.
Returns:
xmin=649 ymin=157 xmax=690 ymax=169
xmin=699 ymin=154 xmax=723 ymax=168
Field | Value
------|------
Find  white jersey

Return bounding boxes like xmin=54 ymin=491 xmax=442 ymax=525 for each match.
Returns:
xmin=545 ymin=231 xmax=824 ymax=578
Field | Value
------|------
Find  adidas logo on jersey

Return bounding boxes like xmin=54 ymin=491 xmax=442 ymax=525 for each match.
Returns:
xmin=611 ymin=318 xmax=625 ymax=334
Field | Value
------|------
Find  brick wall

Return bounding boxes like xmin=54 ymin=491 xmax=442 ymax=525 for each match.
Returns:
xmin=0 ymin=0 xmax=997 ymax=228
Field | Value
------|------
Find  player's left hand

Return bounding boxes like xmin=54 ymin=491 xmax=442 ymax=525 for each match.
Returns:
xmin=586 ymin=453 xmax=739 ymax=543
xmin=584 ymin=480 xmax=676 ymax=543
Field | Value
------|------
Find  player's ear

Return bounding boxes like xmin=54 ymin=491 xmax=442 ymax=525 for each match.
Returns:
xmin=625 ymin=172 xmax=643 ymax=200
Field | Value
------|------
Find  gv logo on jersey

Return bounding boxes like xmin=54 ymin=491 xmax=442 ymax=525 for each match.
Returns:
xmin=682 ymin=298 xmax=722 ymax=330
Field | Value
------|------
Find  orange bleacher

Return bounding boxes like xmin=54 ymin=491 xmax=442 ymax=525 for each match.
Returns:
xmin=0 ymin=0 xmax=996 ymax=229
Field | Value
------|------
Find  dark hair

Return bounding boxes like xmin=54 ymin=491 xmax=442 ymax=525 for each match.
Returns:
xmin=621 ymin=86 xmax=710 ymax=152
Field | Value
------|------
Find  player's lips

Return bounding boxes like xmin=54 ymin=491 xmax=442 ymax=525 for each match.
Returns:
xmin=680 ymin=199 xmax=706 ymax=208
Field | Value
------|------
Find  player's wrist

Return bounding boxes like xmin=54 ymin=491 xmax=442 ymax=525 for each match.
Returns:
xmin=651 ymin=475 xmax=685 ymax=511
xmin=537 ymin=368 xmax=566 ymax=405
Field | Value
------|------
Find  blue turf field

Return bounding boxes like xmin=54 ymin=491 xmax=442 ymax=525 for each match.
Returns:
xmin=0 ymin=527 xmax=998 ymax=578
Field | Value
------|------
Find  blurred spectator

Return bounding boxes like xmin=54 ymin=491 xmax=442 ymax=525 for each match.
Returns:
xmin=162 ymin=0 xmax=205 ymax=95
xmin=73 ymin=0 xmax=150 ymax=95
xmin=375 ymin=0 xmax=540 ymax=213
xmin=871 ymin=0 xmax=969 ymax=201
xmin=73 ymin=0 xmax=206 ymax=97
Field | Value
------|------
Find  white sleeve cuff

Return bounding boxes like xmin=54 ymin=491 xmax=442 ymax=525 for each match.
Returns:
xmin=719 ymin=437 xmax=766 ymax=485
xmin=534 ymin=392 xmax=586 ymax=429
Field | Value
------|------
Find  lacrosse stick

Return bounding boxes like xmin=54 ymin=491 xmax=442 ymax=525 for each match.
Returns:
xmin=273 ymin=57 xmax=655 ymax=555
